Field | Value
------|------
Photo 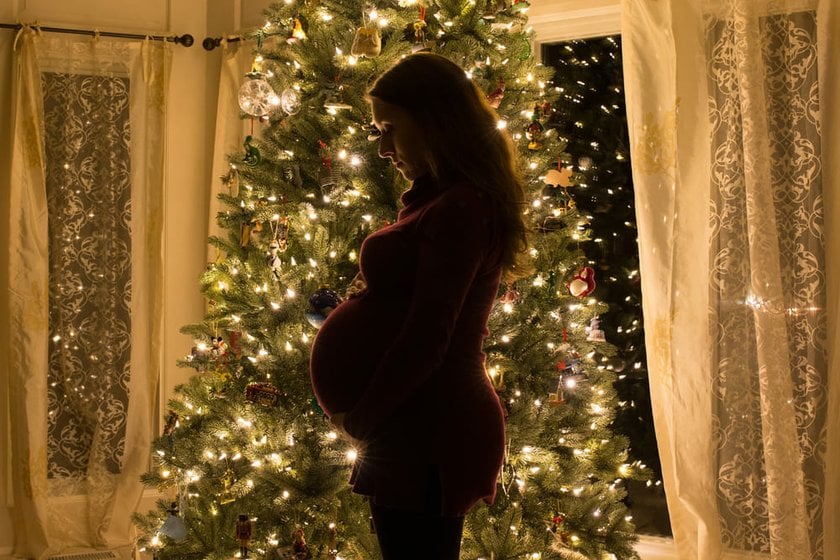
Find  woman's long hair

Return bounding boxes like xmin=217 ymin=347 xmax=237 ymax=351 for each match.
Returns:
xmin=367 ymin=53 xmax=532 ymax=281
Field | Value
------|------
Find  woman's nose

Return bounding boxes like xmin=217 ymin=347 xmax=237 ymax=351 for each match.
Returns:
xmin=378 ymin=137 xmax=394 ymax=159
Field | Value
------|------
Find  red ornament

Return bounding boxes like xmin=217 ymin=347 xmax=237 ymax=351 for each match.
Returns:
xmin=487 ymin=78 xmax=506 ymax=109
xmin=228 ymin=330 xmax=243 ymax=357
xmin=236 ymin=514 xmax=252 ymax=558
xmin=567 ymin=267 xmax=596 ymax=298
xmin=500 ymin=286 xmax=519 ymax=304
xmin=245 ymin=382 xmax=281 ymax=406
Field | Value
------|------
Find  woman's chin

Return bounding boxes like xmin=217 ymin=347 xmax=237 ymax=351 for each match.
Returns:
xmin=396 ymin=165 xmax=419 ymax=181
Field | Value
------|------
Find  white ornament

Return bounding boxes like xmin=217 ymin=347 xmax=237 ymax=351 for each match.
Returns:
xmin=238 ymin=74 xmax=279 ymax=117
xmin=586 ymin=316 xmax=606 ymax=342
xmin=159 ymin=504 xmax=187 ymax=542
xmin=280 ymin=88 xmax=301 ymax=115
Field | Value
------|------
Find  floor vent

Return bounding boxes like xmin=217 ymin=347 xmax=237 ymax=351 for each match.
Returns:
xmin=49 ymin=552 xmax=119 ymax=560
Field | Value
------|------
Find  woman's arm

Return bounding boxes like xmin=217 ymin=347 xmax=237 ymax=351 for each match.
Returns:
xmin=343 ymin=187 xmax=495 ymax=438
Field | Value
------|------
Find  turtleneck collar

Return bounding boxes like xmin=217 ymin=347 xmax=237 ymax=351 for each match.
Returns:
xmin=399 ymin=173 xmax=446 ymax=212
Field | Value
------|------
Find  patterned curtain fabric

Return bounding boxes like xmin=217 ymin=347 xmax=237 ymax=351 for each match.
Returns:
xmin=44 ymin=70 xmax=132 ymax=483
xmin=7 ymin=27 xmax=170 ymax=558
xmin=622 ymin=1 xmax=840 ymax=558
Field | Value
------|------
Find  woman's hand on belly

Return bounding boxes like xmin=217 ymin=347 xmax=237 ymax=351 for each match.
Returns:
xmin=345 ymin=272 xmax=368 ymax=299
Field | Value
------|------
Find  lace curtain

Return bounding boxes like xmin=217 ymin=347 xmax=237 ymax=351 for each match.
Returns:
xmin=622 ymin=1 xmax=840 ymax=558
xmin=44 ymin=69 xmax=133 ymax=483
xmin=7 ymin=27 xmax=170 ymax=557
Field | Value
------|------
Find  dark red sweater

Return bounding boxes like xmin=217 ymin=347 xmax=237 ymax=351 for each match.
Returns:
xmin=309 ymin=176 xmax=506 ymax=516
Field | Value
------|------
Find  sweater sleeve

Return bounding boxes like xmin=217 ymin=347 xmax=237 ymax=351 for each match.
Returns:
xmin=343 ymin=187 xmax=494 ymax=439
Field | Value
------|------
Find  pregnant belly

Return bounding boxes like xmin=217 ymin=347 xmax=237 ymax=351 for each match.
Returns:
xmin=309 ymin=294 xmax=406 ymax=415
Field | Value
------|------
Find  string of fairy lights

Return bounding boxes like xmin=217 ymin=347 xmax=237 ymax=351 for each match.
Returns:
xmin=137 ymin=2 xmax=648 ymax=558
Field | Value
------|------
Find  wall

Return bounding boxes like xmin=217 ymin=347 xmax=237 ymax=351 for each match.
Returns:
xmin=0 ymin=0 xmax=211 ymax=554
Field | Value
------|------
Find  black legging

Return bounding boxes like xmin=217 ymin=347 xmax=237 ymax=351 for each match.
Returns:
xmin=369 ymin=468 xmax=465 ymax=559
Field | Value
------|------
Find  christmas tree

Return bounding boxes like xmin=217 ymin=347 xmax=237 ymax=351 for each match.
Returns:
xmin=135 ymin=1 xmax=644 ymax=558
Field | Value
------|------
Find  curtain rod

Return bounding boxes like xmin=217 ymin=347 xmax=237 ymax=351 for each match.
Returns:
xmin=0 ymin=22 xmax=194 ymax=47
xmin=202 ymin=35 xmax=243 ymax=51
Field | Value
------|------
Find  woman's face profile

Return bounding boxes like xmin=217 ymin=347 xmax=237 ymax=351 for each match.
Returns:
xmin=370 ymin=97 xmax=430 ymax=182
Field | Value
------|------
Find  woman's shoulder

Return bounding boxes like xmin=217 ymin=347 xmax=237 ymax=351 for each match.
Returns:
xmin=433 ymin=181 xmax=493 ymax=211
xmin=414 ymin=181 xmax=495 ymax=239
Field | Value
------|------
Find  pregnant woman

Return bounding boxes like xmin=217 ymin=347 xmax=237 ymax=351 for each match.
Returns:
xmin=309 ymin=52 xmax=531 ymax=560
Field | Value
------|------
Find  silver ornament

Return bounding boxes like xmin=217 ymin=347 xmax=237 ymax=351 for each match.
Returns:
xmin=238 ymin=74 xmax=279 ymax=117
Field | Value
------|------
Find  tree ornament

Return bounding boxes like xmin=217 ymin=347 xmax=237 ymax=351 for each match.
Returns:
xmin=227 ymin=330 xmax=242 ymax=357
xmin=317 ymin=140 xmax=342 ymax=190
xmin=267 ymin=240 xmax=283 ymax=280
xmin=219 ymin=468 xmax=236 ymax=504
xmin=163 ymin=411 xmax=179 ymax=448
xmin=543 ymin=162 xmax=575 ymax=211
xmin=277 ymin=527 xmax=312 ymax=559
xmin=548 ymin=375 xmax=564 ymax=407
xmin=537 ymin=215 xmax=565 ymax=233
xmin=543 ymin=166 xmax=574 ymax=189
xmin=236 ymin=514 xmax=253 ymax=558
xmin=240 ymin=218 xmax=264 ymax=248
xmin=278 ymin=217 xmax=289 ymax=249
xmin=243 ymin=135 xmax=261 ymax=166
xmin=547 ymin=512 xmax=566 ymax=533
xmin=188 ymin=342 xmax=210 ymax=372
xmin=525 ymin=104 xmax=545 ymax=150
xmin=310 ymin=395 xmax=325 ymax=416
xmin=159 ymin=502 xmax=188 ymax=542
xmin=305 ymin=286 xmax=342 ymax=328
xmin=280 ymin=88 xmax=302 ymax=115
xmin=245 ymin=382 xmax=282 ymax=406
xmin=211 ymin=335 xmax=229 ymax=357
xmin=586 ymin=316 xmax=606 ymax=342
xmin=323 ymin=85 xmax=353 ymax=111
xmin=486 ymin=77 xmax=506 ymax=109
xmin=411 ymin=3 xmax=430 ymax=52
xmin=540 ymin=99 xmax=552 ymax=115
xmin=481 ymin=0 xmax=506 ymax=20
xmin=568 ymin=266 xmax=596 ymax=297
xmin=225 ymin=167 xmax=241 ymax=197
xmin=287 ymin=16 xmax=308 ymax=43
xmin=238 ymin=72 xmax=279 ymax=117
xmin=578 ymin=156 xmax=593 ymax=170
xmin=510 ymin=0 xmax=530 ymax=13
xmin=293 ymin=527 xmax=312 ymax=559
xmin=351 ymin=24 xmax=381 ymax=57
xmin=500 ymin=285 xmax=519 ymax=304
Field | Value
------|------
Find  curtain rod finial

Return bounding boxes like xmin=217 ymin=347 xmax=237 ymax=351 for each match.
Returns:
xmin=173 ymin=34 xmax=194 ymax=47
xmin=203 ymin=36 xmax=222 ymax=51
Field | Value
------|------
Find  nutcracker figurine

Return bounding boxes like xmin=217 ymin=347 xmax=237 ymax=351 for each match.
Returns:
xmin=236 ymin=514 xmax=252 ymax=558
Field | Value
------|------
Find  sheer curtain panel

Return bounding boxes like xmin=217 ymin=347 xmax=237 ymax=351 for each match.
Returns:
xmin=622 ymin=1 xmax=840 ymax=559
xmin=7 ymin=26 xmax=171 ymax=558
